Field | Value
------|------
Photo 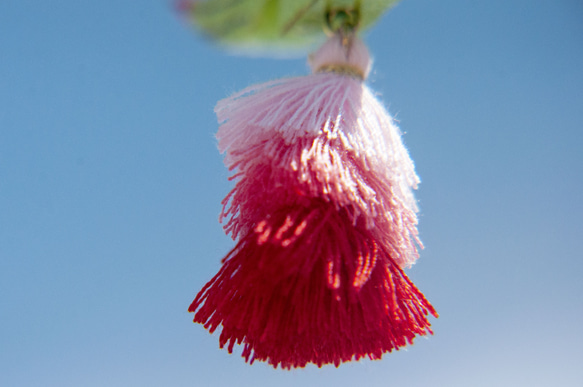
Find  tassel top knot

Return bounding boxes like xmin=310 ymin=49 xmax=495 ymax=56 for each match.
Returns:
xmin=308 ymin=34 xmax=371 ymax=80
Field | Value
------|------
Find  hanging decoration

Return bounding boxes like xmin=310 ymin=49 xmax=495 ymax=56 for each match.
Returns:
xmin=181 ymin=0 xmax=437 ymax=369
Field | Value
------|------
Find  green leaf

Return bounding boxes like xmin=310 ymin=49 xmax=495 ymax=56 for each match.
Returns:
xmin=180 ymin=0 xmax=401 ymax=54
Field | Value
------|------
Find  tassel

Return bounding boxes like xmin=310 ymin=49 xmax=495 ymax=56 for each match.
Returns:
xmin=189 ymin=33 xmax=437 ymax=369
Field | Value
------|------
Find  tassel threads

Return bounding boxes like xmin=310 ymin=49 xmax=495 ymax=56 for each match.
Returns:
xmin=190 ymin=33 xmax=437 ymax=368
xmin=220 ymin=134 xmax=421 ymax=269
xmin=190 ymin=198 xmax=436 ymax=369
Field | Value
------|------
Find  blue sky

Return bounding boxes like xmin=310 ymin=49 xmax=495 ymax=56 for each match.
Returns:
xmin=1 ymin=1 xmax=582 ymax=386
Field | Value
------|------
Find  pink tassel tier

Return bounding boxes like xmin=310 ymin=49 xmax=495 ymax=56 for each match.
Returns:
xmin=189 ymin=34 xmax=437 ymax=369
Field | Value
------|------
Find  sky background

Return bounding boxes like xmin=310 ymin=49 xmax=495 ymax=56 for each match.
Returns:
xmin=1 ymin=0 xmax=582 ymax=386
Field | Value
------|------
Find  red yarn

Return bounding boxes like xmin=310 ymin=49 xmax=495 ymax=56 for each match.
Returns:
xmin=189 ymin=196 xmax=437 ymax=369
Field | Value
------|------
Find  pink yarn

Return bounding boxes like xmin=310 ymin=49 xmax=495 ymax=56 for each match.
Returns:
xmin=221 ymin=133 xmax=420 ymax=268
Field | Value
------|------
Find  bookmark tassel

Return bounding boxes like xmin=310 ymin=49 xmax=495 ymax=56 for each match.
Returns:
xmin=190 ymin=34 xmax=437 ymax=369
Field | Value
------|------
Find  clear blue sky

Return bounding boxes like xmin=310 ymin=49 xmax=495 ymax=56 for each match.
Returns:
xmin=1 ymin=1 xmax=582 ymax=386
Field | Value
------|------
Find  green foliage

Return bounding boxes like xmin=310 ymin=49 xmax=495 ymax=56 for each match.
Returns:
xmin=185 ymin=0 xmax=400 ymax=53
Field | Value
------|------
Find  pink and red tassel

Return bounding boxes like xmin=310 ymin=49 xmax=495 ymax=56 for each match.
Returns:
xmin=189 ymin=33 xmax=437 ymax=369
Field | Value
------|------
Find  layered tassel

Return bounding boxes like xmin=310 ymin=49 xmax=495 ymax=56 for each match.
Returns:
xmin=189 ymin=33 xmax=437 ymax=369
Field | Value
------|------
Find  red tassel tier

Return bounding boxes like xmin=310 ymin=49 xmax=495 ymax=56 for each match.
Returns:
xmin=190 ymin=196 xmax=436 ymax=369
xmin=190 ymin=34 xmax=437 ymax=368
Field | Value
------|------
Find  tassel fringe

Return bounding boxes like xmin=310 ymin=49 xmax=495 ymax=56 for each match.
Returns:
xmin=190 ymin=198 xmax=437 ymax=369
xmin=190 ymin=33 xmax=437 ymax=368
